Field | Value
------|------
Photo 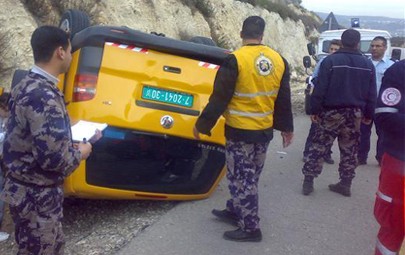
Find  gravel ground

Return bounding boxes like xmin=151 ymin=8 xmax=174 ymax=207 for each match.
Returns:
xmin=0 ymin=81 xmax=306 ymax=255
xmin=0 ymin=199 xmax=176 ymax=255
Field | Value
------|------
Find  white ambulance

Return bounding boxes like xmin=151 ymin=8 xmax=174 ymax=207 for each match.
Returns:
xmin=309 ymin=28 xmax=392 ymax=60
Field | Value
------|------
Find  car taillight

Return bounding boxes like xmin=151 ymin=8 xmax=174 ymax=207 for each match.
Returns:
xmin=73 ymin=74 xmax=98 ymax=102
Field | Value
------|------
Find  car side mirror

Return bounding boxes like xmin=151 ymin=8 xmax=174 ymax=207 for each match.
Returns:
xmin=303 ymin=56 xmax=311 ymax=68
xmin=307 ymin=43 xmax=315 ymax=56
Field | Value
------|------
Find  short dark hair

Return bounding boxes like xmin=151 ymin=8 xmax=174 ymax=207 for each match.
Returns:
xmin=30 ymin=26 xmax=70 ymax=63
xmin=330 ymin=39 xmax=342 ymax=47
xmin=341 ymin=29 xmax=360 ymax=48
xmin=372 ymin=36 xmax=387 ymax=46
xmin=241 ymin=16 xmax=265 ymax=39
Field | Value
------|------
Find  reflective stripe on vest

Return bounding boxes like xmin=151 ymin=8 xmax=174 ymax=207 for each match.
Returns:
xmin=234 ymin=89 xmax=279 ymax=98
xmin=376 ymin=190 xmax=393 ymax=203
xmin=375 ymin=107 xmax=399 ymax=114
xmin=376 ymin=239 xmax=397 ymax=255
xmin=229 ymin=109 xmax=274 ymax=118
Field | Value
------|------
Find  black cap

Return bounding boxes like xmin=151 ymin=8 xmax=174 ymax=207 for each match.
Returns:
xmin=341 ymin=29 xmax=360 ymax=48
xmin=241 ymin=16 xmax=265 ymax=39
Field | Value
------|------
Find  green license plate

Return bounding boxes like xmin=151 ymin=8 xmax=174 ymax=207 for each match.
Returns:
xmin=141 ymin=86 xmax=194 ymax=108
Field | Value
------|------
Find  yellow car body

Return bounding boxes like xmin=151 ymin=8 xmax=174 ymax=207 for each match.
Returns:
xmin=58 ymin=26 xmax=229 ymax=200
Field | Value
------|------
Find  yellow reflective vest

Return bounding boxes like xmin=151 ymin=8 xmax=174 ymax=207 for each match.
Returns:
xmin=223 ymin=45 xmax=285 ymax=130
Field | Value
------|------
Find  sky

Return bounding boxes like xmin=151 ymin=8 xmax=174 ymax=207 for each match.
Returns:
xmin=301 ymin=0 xmax=405 ymax=19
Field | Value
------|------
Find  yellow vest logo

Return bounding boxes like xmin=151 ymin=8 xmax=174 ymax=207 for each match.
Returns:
xmin=255 ymin=53 xmax=273 ymax=76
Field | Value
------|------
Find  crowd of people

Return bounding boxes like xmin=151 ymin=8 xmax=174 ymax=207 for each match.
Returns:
xmin=0 ymin=16 xmax=403 ymax=255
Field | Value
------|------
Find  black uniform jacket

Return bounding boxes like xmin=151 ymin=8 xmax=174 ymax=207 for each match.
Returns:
xmin=311 ymin=48 xmax=377 ymax=119
xmin=375 ymin=60 xmax=405 ymax=161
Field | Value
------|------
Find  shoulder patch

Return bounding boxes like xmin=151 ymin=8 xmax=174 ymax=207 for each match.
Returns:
xmin=255 ymin=53 xmax=273 ymax=76
xmin=381 ymin=88 xmax=401 ymax=106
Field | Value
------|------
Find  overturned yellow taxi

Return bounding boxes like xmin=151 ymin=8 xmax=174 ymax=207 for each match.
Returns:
xmin=13 ymin=10 xmax=229 ymax=200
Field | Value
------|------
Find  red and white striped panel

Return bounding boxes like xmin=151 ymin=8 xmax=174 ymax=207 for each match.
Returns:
xmin=105 ymin=42 xmax=148 ymax=54
xmin=198 ymin=62 xmax=219 ymax=70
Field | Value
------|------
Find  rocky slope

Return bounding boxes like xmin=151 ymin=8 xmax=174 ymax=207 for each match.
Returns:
xmin=0 ymin=0 xmax=318 ymax=89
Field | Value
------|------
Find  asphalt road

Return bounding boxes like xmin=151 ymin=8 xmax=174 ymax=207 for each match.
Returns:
xmin=117 ymin=114 xmax=381 ymax=255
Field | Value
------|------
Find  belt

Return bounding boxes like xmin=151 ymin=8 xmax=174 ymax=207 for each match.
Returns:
xmin=323 ymin=106 xmax=361 ymax=111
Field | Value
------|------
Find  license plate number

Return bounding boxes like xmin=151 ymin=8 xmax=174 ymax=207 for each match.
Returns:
xmin=141 ymin=86 xmax=194 ymax=108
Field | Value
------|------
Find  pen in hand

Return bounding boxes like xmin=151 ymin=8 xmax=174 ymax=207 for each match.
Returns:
xmin=78 ymin=138 xmax=92 ymax=160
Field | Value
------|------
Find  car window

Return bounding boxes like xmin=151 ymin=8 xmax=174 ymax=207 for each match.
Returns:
xmin=360 ymin=40 xmax=373 ymax=53
xmin=323 ymin=39 xmax=373 ymax=54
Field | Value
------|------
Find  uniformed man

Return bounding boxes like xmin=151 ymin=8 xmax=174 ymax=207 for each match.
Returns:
xmin=373 ymin=59 xmax=405 ymax=255
xmin=301 ymin=29 xmax=377 ymax=197
xmin=0 ymin=91 xmax=10 ymax=242
xmin=302 ymin=39 xmax=341 ymax=164
xmin=193 ymin=16 xmax=293 ymax=242
xmin=358 ymin=36 xmax=395 ymax=165
xmin=0 ymin=26 xmax=94 ymax=254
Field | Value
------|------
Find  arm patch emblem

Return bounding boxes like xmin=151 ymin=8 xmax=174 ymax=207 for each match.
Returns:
xmin=381 ymin=88 xmax=401 ymax=106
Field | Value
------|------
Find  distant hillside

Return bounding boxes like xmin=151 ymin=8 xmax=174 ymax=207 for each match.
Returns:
xmin=316 ymin=12 xmax=405 ymax=37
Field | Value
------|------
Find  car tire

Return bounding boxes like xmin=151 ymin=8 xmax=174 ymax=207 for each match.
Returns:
xmin=11 ymin=69 xmax=29 ymax=89
xmin=59 ymin=9 xmax=90 ymax=40
xmin=189 ymin=36 xmax=217 ymax=46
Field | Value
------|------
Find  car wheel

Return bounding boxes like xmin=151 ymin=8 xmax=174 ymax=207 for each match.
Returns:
xmin=59 ymin=9 xmax=90 ymax=40
xmin=189 ymin=36 xmax=217 ymax=46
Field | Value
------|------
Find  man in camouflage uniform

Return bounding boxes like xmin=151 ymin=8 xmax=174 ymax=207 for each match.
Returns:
xmin=0 ymin=26 xmax=93 ymax=254
xmin=301 ymin=29 xmax=377 ymax=197
xmin=193 ymin=16 xmax=293 ymax=242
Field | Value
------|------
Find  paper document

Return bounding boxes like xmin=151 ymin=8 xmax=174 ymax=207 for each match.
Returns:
xmin=71 ymin=120 xmax=108 ymax=142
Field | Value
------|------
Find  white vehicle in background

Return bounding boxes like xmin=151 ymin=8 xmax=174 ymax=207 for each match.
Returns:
xmin=302 ymin=28 xmax=392 ymax=114
xmin=391 ymin=47 xmax=405 ymax=60
xmin=309 ymin=28 xmax=392 ymax=61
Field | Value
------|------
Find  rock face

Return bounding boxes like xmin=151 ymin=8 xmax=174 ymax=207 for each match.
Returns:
xmin=0 ymin=0 xmax=316 ymax=89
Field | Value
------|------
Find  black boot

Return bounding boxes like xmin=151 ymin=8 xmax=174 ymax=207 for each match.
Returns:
xmin=223 ymin=228 xmax=262 ymax=242
xmin=328 ymin=179 xmax=351 ymax=197
xmin=302 ymin=176 xmax=314 ymax=195
xmin=212 ymin=209 xmax=238 ymax=226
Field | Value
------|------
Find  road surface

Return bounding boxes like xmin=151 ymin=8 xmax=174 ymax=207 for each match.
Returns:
xmin=117 ymin=114 xmax=381 ymax=255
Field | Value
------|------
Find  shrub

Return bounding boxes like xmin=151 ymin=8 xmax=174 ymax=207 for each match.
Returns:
xmin=235 ymin=0 xmax=320 ymax=36
xmin=180 ymin=0 xmax=213 ymax=17
xmin=0 ymin=33 xmax=13 ymax=75
xmin=235 ymin=0 xmax=257 ymax=5
xmin=391 ymin=37 xmax=405 ymax=47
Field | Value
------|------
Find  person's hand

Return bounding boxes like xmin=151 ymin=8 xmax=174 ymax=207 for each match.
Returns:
xmin=89 ymin=129 xmax=103 ymax=143
xmin=78 ymin=142 xmax=92 ymax=160
xmin=193 ymin=126 xmax=201 ymax=140
xmin=310 ymin=115 xmax=319 ymax=123
xmin=281 ymin=131 xmax=293 ymax=148
xmin=362 ymin=117 xmax=372 ymax=125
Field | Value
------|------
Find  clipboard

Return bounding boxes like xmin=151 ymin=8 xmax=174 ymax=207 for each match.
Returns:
xmin=71 ymin=120 xmax=108 ymax=142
